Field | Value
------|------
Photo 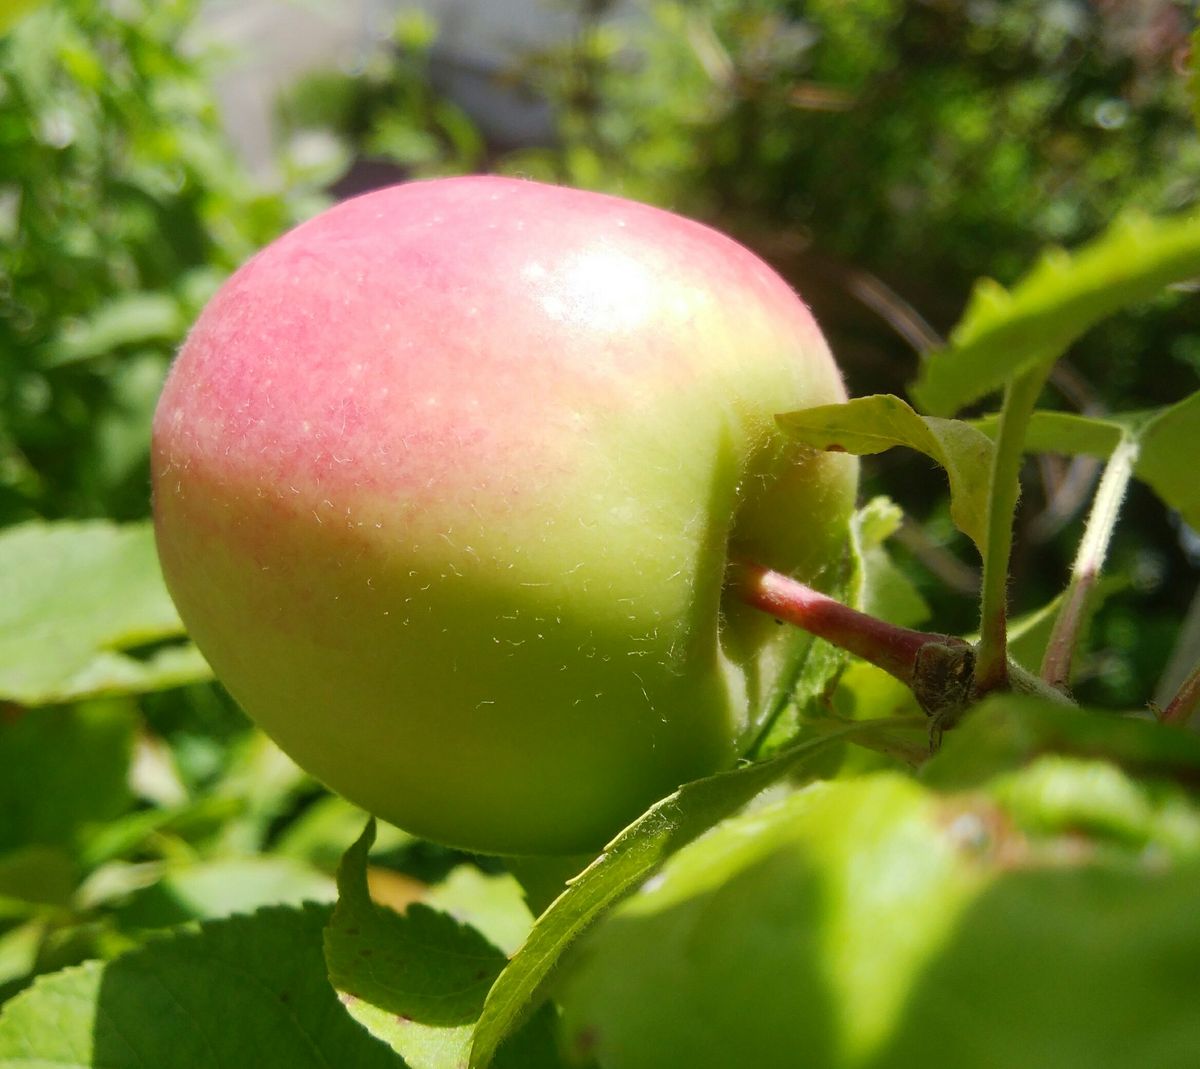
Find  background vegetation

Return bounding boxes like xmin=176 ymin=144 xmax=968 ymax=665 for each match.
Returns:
xmin=0 ymin=0 xmax=1197 ymax=1052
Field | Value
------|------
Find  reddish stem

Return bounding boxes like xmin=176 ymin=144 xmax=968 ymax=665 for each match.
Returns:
xmin=733 ymin=562 xmax=954 ymax=690
xmin=1161 ymin=663 xmax=1200 ymax=727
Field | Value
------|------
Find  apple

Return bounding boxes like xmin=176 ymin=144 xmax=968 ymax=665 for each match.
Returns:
xmin=151 ymin=175 xmax=857 ymax=855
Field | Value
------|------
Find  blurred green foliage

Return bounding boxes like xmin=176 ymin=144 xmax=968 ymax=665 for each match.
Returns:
xmin=0 ymin=0 xmax=311 ymax=526
xmin=1 ymin=0 xmax=1199 ymax=1028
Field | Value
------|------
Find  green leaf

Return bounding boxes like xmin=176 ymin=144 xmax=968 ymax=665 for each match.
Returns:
xmin=778 ymin=395 xmax=994 ymax=554
xmin=913 ymin=211 xmax=1200 ymax=415
xmin=1135 ymin=390 xmax=1200 ymax=529
xmin=0 ymin=521 xmax=212 ymax=705
xmin=0 ymin=702 xmax=134 ymax=855
xmin=424 ymin=867 xmax=533 ymax=958
xmin=975 ymin=390 xmax=1200 ymax=528
xmin=469 ymin=724 xmax=879 ymax=1069
xmin=326 ymin=822 xmax=560 ymax=1069
xmin=0 ymin=905 xmax=401 ymax=1067
xmin=922 ymin=694 xmax=1200 ymax=792
xmin=113 ymin=856 xmax=336 ymax=930
xmin=557 ymin=769 xmax=1200 ymax=1069
xmin=274 ymin=794 xmax=414 ymax=871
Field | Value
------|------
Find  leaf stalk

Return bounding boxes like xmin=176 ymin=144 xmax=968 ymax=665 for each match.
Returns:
xmin=1040 ymin=433 xmax=1139 ymax=689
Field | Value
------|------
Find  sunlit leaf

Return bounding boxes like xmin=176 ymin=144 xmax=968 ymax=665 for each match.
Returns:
xmin=975 ymin=390 xmax=1200 ymax=528
xmin=779 ymin=395 xmax=993 ymax=554
xmin=0 ymin=521 xmax=211 ymax=705
xmin=914 ymin=211 xmax=1200 ymax=415
xmin=0 ymin=0 xmax=43 ymax=35
xmin=558 ymin=756 xmax=1200 ymax=1069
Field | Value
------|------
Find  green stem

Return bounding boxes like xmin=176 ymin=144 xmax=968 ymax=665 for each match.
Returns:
xmin=1040 ymin=433 xmax=1139 ymax=689
xmin=975 ymin=365 xmax=1049 ymax=694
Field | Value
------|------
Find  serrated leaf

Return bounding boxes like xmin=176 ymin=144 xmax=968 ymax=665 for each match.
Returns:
xmin=913 ymin=210 xmax=1200 ymax=415
xmin=778 ymin=395 xmax=993 ymax=554
xmin=469 ymin=724 xmax=883 ymax=1069
xmin=274 ymin=794 xmax=414 ymax=871
xmin=0 ymin=521 xmax=212 ymax=705
xmin=326 ymin=822 xmax=560 ymax=1069
xmin=425 ymin=867 xmax=534 ymax=958
xmin=975 ymin=391 xmax=1200 ymax=528
xmin=0 ymin=702 xmax=134 ymax=855
xmin=0 ymin=905 xmax=400 ymax=1067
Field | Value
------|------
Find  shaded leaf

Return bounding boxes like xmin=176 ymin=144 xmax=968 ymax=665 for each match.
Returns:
xmin=0 ymin=702 xmax=134 ymax=855
xmin=326 ymin=822 xmax=560 ymax=1069
xmin=0 ymin=905 xmax=400 ymax=1067
xmin=914 ymin=211 xmax=1200 ymax=415
xmin=425 ymin=867 xmax=533 ymax=958
xmin=778 ymin=395 xmax=993 ymax=554
xmin=0 ymin=845 xmax=76 ymax=913
xmin=921 ymin=694 xmax=1200 ymax=793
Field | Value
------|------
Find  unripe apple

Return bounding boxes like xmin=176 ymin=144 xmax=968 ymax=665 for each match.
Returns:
xmin=151 ymin=176 xmax=857 ymax=855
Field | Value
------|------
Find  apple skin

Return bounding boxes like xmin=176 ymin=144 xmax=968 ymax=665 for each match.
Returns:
xmin=151 ymin=176 xmax=857 ymax=855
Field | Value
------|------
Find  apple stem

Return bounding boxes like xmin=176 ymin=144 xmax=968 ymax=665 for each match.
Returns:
xmin=731 ymin=562 xmax=975 ymax=725
xmin=732 ymin=563 xmax=1076 ymax=742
